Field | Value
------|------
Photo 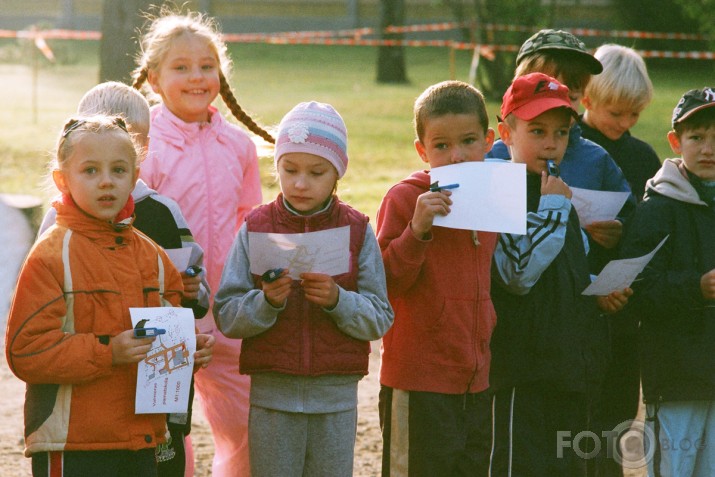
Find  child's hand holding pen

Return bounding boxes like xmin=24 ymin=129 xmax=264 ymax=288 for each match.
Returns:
xmin=410 ymin=182 xmax=458 ymax=240
xmin=540 ymin=170 xmax=572 ymax=199
xmin=181 ymin=265 xmax=202 ymax=302
xmin=110 ymin=329 xmax=156 ymax=365
xmin=261 ymin=268 xmax=292 ymax=308
xmin=300 ymin=272 xmax=339 ymax=309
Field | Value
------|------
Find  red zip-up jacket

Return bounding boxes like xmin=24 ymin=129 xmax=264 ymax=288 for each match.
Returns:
xmin=376 ymin=171 xmax=497 ymax=394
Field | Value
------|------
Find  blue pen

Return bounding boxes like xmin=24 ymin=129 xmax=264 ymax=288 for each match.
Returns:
xmin=546 ymin=160 xmax=560 ymax=177
xmin=134 ymin=327 xmax=166 ymax=338
xmin=185 ymin=265 xmax=202 ymax=277
xmin=262 ymin=268 xmax=285 ymax=283
xmin=430 ymin=181 xmax=460 ymax=192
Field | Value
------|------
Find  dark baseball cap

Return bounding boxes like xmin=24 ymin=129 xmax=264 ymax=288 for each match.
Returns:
xmin=671 ymin=87 xmax=715 ymax=127
xmin=516 ymin=29 xmax=603 ymax=75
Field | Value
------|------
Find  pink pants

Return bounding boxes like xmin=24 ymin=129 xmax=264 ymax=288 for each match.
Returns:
xmin=193 ymin=330 xmax=251 ymax=477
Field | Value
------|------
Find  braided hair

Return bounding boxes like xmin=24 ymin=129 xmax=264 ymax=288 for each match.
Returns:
xmin=131 ymin=7 xmax=274 ymax=144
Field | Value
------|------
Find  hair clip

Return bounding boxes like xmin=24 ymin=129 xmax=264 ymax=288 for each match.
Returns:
xmin=113 ymin=116 xmax=128 ymax=133
xmin=61 ymin=119 xmax=87 ymax=138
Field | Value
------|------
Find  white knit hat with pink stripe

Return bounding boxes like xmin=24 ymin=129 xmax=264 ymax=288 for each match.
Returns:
xmin=275 ymin=101 xmax=349 ymax=178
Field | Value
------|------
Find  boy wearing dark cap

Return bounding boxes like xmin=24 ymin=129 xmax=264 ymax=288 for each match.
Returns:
xmin=490 ymin=72 xmax=631 ymax=477
xmin=488 ymin=29 xmax=636 ymax=275
xmin=620 ymin=88 xmax=715 ymax=477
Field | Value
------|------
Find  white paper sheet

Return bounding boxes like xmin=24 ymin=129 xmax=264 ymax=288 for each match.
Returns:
xmin=131 ymin=307 xmax=196 ymax=414
xmin=248 ymin=226 xmax=350 ymax=280
xmin=570 ymin=187 xmax=631 ymax=226
xmin=582 ymin=235 xmax=669 ymax=296
xmin=164 ymin=247 xmax=192 ymax=272
xmin=430 ymin=161 xmax=526 ymax=234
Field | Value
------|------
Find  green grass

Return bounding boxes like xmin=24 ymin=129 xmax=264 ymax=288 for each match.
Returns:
xmin=2 ymin=40 xmax=714 ymax=222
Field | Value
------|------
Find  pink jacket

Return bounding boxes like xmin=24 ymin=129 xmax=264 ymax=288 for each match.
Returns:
xmin=141 ymin=105 xmax=262 ymax=331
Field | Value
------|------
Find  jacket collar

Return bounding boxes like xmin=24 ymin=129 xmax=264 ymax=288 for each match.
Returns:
xmin=53 ymin=194 xmax=137 ymax=247
xmin=132 ymin=178 xmax=156 ymax=203
xmin=274 ymin=192 xmax=338 ymax=228
xmin=400 ymin=170 xmax=431 ymax=190
xmin=645 ymin=158 xmax=705 ymax=206
xmin=149 ymin=104 xmax=229 ymax=149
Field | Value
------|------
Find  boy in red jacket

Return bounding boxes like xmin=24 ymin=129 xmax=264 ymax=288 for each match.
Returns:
xmin=376 ymin=80 xmax=496 ymax=476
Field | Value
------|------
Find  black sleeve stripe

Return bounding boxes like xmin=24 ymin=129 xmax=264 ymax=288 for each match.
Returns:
xmin=500 ymin=211 xmax=564 ymax=267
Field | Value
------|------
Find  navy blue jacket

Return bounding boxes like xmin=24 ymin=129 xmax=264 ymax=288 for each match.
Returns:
xmin=621 ymin=159 xmax=715 ymax=402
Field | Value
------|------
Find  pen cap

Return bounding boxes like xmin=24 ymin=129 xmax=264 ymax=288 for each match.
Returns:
xmin=185 ymin=265 xmax=201 ymax=277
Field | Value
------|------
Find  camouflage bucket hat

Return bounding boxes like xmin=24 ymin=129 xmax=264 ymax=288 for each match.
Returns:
xmin=516 ymin=29 xmax=603 ymax=74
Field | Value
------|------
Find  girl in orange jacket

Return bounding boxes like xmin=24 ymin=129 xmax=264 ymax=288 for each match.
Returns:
xmin=6 ymin=115 xmax=212 ymax=477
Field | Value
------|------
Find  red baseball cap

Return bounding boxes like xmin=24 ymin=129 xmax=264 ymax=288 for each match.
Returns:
xmin=501 ymin=72 xmax=577 ymax=121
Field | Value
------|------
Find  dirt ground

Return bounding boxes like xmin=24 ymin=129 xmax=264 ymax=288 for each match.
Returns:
xmin=1 ymin=330 xmax=646 ymax=476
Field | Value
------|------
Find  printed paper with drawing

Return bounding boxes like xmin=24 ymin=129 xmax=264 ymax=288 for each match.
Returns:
xmin=582 ymin=235 xmax=669 ymax=296
xmin=570 ymin=187 xmax=631 ymax=226
xmin=430 ymin=161 xmax=526 ymax=234
xmin=130 ymin=307 xmax=196 ymax=414
xmin=248 ymin=226 xmax=350 ymax=280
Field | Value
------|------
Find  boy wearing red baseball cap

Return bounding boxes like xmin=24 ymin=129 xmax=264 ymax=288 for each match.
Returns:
xmin=489 ymin=72 xmax=632 ymax=477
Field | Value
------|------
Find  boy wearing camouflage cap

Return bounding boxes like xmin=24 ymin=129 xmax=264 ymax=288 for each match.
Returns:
xmin=620 ymin=88 xmax=715 ymax=477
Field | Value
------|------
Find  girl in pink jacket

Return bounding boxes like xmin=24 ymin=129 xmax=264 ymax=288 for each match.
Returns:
xmin=132 ymin=8 xmax=274 ymax=477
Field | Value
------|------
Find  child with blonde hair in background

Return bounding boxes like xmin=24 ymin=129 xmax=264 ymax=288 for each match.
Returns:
xmin=132 ymin=8 xmax=274 ymax=476
xmin=213 ymin=101 xmax=393 ymax=475
xmin=581 ymin=44 xmax=661 ymax=201
xmin=579 ymin=44 xmax=661 ymax=477
xmin=6 ymin=115 xmax=213 ymax=477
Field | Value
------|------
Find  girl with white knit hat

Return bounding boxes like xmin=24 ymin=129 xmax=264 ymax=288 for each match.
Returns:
xmin=213 ymin=101 xmax=394 ymax=476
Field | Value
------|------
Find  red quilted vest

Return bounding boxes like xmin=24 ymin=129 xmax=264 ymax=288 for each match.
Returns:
xmin=240 ymin=195 xmax=371 ymax=376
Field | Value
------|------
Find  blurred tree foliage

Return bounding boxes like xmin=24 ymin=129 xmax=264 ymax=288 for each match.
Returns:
xmin=672 ymin=1 xmax=715 ymax=41
xmin=446 ymin=0 xmax=713 ymax=97
xmin=612 ymin=0 xmax=711 ymax=70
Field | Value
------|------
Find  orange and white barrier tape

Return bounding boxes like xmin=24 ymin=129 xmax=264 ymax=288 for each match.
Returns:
xmin=5 ymin=28 xmax=101 ymax=40
xmin=380 ymin=22 xmax=708 ymax=41
xmin=636 ymin=49 xmax=715 ymax=60
xmin=33 ymin=36 xmax=55 ymax=61
xmin=0 ymin=23 xmax=711 ymax=60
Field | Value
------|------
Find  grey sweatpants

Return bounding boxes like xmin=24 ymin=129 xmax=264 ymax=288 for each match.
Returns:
xmin=248 ymin=405 xmax=357 ymax=476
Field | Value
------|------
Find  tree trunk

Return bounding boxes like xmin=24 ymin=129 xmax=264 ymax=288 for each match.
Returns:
xmin=99 ymin=0 xmax=153 ymax=84
xmin=376 ymin=0 xmax=408 ymax=84
xmin=471 ymin=0 xmax=542 ymax=100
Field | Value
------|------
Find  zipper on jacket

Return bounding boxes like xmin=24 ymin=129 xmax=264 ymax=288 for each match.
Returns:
xmin=465 ymin=238 xmax=481 ymax=397
xmin=301 ymin=218 xmax=313 ymax=373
